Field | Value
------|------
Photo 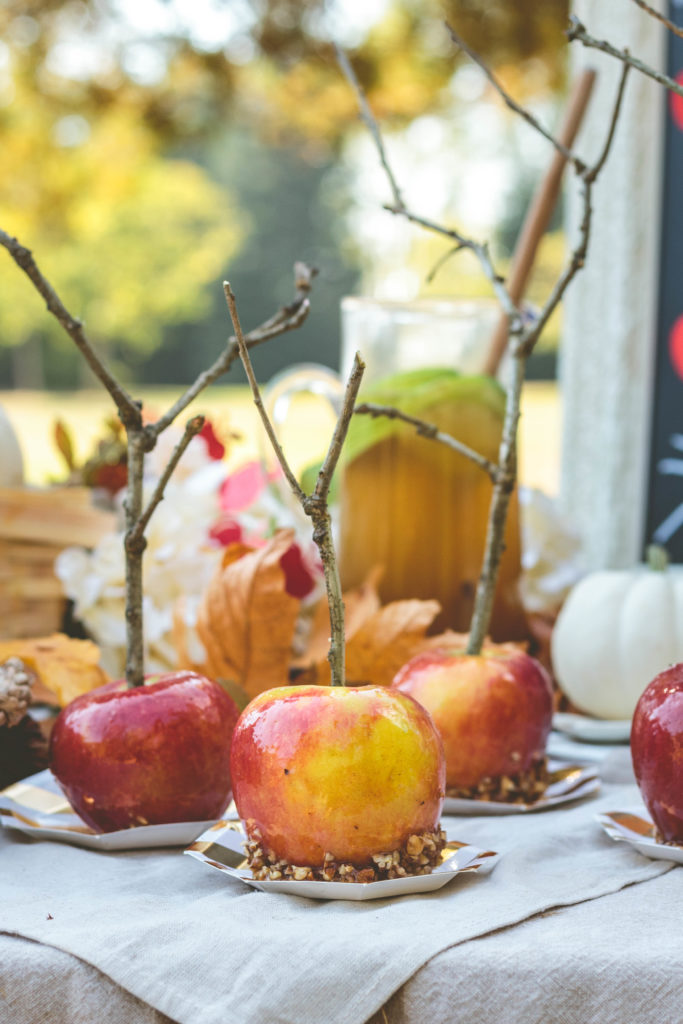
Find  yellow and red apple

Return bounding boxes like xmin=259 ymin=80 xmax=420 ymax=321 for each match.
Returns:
xmin=392 ymin=648 xmax=553 ymax=793
xmin=631 ymin=663 xmax=683 ymax=842
xmin=50 ymin=670 xmax=240 ymax=832
xmin=230 ymin=684 xmax=445 ymax=869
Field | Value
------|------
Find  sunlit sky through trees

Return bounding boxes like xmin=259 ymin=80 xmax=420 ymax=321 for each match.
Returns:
xmin=0 ymin=1 xmax=569 ymax=387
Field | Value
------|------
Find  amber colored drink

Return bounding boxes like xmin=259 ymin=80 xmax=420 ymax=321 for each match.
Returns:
xmin=339 ymin=368 xmax=527 ymax=641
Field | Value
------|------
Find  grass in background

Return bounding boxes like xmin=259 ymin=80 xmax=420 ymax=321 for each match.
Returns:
xmin=0 ymin=382 xmax=561 ymax=495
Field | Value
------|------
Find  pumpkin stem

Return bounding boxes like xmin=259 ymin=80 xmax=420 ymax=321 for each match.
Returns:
xmin=647 ymin=545 xmax=669 ymax=572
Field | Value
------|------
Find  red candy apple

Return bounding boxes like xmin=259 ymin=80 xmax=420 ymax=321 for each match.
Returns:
xmin=230 ymin=684 xmax=445 ymax=871
xmin=392 ymin=648 xmax=553 ymax=793
xmin=50 ymin=670 xmax=240 ymax=832
xmin=631 ymin=663 xmax=683 ymax=842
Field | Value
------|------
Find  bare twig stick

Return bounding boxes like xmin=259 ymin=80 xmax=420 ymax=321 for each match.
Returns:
xmin=123 ymin=414 xmax=205 ymax=683
xmin=466 ymin=355 xmax=524 ymax=654
xmin=152 ymin=264 xmax=316 ymax=437
xmin=484 ymin=68 xmax=596 ymax=376
xmin=632 ymin=0 xmax=683 ymax=38
xmin=0 ymin=229 xmax=142 ymax=428
xmin=135 ymin=415 xmax=206 ymax=541
xmin=568 ymin=15 xmax=683 ymax=98
xmin=446 ymin=23 xmax=586 ymax=172
xmin=1 ymin=226 xmax=317 ymax=686
xmin=309 ymin=354 xmax=365 ymax=686
xmin=224 ymin=280 xmax=365 ymax=687
xmin=354 ymin=402 xmax=499 ymax=482
xmin=425 ymin=244 xmax=467 ymax=284
xmin=335 ymin=48 xmax=524 ymax=335
xmin=123 ymin=436 xmax=147 ymax=686
xmin=335 ymin=45 xmax=405 ymax=211
xmin=224 ymin=282 xmax=306 ymax=502
xmin=315 ymin=360 xmax=366 ymax=502
xmin=466 ymin=61 xmax=631 ymax=654
xmin=338 ymin=26 xmax=632 ymax=656
xmin=518 ymin=61 xmax=631 ymax=358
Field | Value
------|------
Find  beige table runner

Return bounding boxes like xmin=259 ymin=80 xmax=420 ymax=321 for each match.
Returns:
xmin=0 ymin=762 xmax=673 ymax=1024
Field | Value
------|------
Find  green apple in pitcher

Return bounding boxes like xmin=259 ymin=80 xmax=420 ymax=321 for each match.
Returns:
xmin=340 ymin=368 xmax=527 ymax=641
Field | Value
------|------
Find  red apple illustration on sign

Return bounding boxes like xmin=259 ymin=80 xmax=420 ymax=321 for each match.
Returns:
xmin=631 ymin=662 xmax=683 ymax=842
xmin=50 ymin=671 xmax=240 ymax=832
xmin=392 ymin=648 xmax=553 ymax=795
xmin=230 ymin=684 xmax=446 ymax=874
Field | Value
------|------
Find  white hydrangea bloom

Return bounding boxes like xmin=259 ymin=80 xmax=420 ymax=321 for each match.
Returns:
xmin=56 ymin=443 xmax=225 ymax=677
xmin=56 ymin=424 xmax=328 ymax=676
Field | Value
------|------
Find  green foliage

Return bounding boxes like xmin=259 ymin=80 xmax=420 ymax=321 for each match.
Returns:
xmin=0 ymin=1 xmax=570 ymax=149
xmin=0 ymin=74 xmax=243 ymax=366
xmin=0 ymin=0 xmax=570 ymax=382
xmin=344 ymin=368 xmax=505 ymax=462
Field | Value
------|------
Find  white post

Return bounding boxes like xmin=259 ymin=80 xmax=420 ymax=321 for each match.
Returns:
xmin=560 ymin=0 xmax=666 ymax=568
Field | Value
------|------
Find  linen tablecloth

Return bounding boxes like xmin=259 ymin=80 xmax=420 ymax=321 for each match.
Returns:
xmin=0 ymin=746 xmax=677 ymax=1024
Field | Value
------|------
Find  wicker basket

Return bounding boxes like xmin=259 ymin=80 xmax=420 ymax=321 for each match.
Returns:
xmin=0 ymin=487 xmax=116 ymax=640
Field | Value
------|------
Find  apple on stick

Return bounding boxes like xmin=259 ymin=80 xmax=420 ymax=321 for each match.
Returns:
xmin=0 ymin=235 xmax=315 ymax=834
xmin=50 ymin=671 xmax=240 ymax=832
xmin=392 ymin=647 xmax=553 ymax=802
xmin=631 ymin=663 xmax=683 ymax=843
xmin=230 ymin=684 xmax=445 ymax=880
xmin=224 ymin=284 xmax=448 ymax=882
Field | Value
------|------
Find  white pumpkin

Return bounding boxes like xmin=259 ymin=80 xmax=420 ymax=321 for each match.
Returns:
xmin=551 ymin=547 xmax=683 ymax=720
xmin=0 ymin=404 xmax=24 ymax=486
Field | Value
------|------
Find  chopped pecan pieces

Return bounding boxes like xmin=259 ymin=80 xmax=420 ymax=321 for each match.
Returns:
xmin=243 ymin=826 xmax=447 ymax=882
xmin=447 ymin=756 xmax=549 ymax=804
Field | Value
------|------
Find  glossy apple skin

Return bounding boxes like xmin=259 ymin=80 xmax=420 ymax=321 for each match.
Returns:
xmin=230 ymin=685 xmax=445 ymax=867
xmin=631 ymin=664 xmax=683 ymax=841
xmin=392 ymin=649 xmax=553 ymax=789
xmin=50 ymin=671 xmax=240 ymax=832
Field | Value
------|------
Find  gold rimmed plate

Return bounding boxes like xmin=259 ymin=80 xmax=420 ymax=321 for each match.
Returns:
xmin=0 ymin=770 xmax=222 ymax=851
xmin=596 ymin=809 xmax=683 ymax=864
xmin=442 ymin=759 xmax=600 ymax=816
xmin=184 ymin=820 xmax=499 ymax=901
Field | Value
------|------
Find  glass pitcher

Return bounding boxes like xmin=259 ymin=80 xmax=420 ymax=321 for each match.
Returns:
xmin=265 ymin=296 xmax=527 ymax=642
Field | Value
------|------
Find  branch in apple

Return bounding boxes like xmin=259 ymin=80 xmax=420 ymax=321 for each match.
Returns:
xmin=223 ymin=281 xmax=365 ymax=688
xmin=0 ymin=229 xmax=316 ymax=686
xmin=337 ymin=31 xmax=630 ymax=654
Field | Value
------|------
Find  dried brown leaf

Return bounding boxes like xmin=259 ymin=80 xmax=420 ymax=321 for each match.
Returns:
xmin=313 ymin=598 xmax=441 ymax=687
xmin=293 ymin=566 xmax=383 ymax=669
xmin=196 ymin=530 xmax=300 ymax=699
xmin=0 ymin=634 xmax=109 ymax=706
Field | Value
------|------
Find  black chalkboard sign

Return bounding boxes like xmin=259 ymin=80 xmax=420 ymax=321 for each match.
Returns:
xmin=643 ymin=0 xmax=683 ymax=558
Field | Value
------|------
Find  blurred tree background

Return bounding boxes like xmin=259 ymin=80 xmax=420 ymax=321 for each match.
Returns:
xmin=0 ymin=0 xmax=570 ymax=389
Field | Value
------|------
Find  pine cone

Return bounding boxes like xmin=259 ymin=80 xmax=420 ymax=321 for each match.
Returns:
xmin=0 ymin=657 xmax=34 ymax=728
xmin=0 ymin=658 xmax=49 ymax=788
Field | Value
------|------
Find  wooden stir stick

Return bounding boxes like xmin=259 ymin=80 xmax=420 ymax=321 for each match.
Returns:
xmin=484 ymin=68 xmax=597 ymax=377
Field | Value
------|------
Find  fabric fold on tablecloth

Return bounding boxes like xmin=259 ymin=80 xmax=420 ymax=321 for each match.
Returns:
xmin=0 ymin=771 xmax=674 ymax=1024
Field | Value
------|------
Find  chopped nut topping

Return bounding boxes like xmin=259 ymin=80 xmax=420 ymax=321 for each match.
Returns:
xmin=447 ymin=756 xmax=549 ymax=805
xmin=653 ymin=828 xmax=683 ymax=849
xmin=243 ymin=826 xmax=448 ymax=883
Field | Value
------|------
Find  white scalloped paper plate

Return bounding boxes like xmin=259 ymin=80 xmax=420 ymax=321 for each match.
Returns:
xmin=0 ymin=770 xmax=222 ymax=851
xmin=443 ymin=759 xmax=600 ymax=816
xmin=553 ymin=712 xmax=631 ymax=744
xmin=184 ymin=820 xmax=499 ymax=901
xmin=596 ymin=809 xmax=683 ymax=864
